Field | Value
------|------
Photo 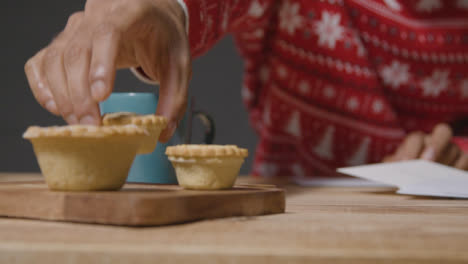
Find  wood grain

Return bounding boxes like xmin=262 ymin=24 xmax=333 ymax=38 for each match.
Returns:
xmin=1 ymin=173 xmax=468 ymax=263
xmin=0 ymin=181 xmax=285 ymax=226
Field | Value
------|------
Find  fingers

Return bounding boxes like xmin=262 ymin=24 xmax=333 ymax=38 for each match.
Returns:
xmin=25 ymin=2 xmax=192 ymax=129
xmin=25 ymin=11 xmax=87 ymax=122
xmin=146 ymin=27 xmax=191 ymax=142
xmin=393 ymin=132 xmax=425 ymax=161
xmin=60 ymin=11 xmax=101 ymax=124
xmin=384 ymin=124 xmax=468 ymax=170
xmin=64 ymin=36 xmax=100 ymax=125
xmin=455 ymin=153 xmax=468 ymax=170
xmin=24 ymin=49 xmax=59 ymax=115
xmin=43 ymin=44 xmax=77 ymax=124
xmin=156 ymin=53 xmax=190 ymax=142
xmin=89 ymin=22 xmax=121 ymax=103
xmin=382 ymin=155 xmax=396 ymax=163
xmin=25 ymin=10 xmax=122 ymax=125
xmin=421 ymin=124 xmax=453 ymax=161
xmin=439 ymin=143 xmax=460 ymax=166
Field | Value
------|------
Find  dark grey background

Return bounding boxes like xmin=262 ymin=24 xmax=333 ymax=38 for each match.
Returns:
xmin=1 ymin=0 xmax=257 ymax=173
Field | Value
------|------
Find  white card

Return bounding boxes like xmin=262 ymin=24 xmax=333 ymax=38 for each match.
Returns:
xmin=292 ymin=177 xmax=391 ymax=187
xmin=338 ymin=160 xmax=468 ymax=199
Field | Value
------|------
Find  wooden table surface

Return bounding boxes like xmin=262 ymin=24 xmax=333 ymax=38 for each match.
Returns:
xmin=1 ymin=173 xmax=468 ymax=264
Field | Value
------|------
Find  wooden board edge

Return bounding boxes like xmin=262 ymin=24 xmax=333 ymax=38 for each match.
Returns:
xmin=0 ymin=189 xmax=67 ymax=222
xmin=62 ymin=189 xmax=286 ymax=227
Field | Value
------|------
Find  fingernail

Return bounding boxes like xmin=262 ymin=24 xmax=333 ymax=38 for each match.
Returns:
xmin=91 ymin=80 xmax=106 ymax=101
xmin=421 ymin=148 xmax=435 ymax=160
xmin=80 ymin=115 xmax=97 ymax=125
xmin=95 ymin=65 xmax=106 ymax=77
xmin=66 ymin=114 xmax=78 ymax=124
xmin=45 ymin=100 xmax=57 ymax=112
xmin=37 ymin=82 xmax=45 ymax=89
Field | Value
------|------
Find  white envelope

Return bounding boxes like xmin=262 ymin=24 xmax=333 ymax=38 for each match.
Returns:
xmin=338 ymin=160 xmax=468 ymax=199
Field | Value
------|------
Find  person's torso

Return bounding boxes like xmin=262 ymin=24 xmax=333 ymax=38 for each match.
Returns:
xmin=235 ymin=0 xmax=468 ymax=176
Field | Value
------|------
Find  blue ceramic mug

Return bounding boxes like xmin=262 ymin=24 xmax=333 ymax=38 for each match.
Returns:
xmin=100 ymin=92 xmax=214 ymax=184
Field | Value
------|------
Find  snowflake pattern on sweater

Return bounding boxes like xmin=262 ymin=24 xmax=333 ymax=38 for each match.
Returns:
xmin=182 ymin=0 xmax=468 ymax=178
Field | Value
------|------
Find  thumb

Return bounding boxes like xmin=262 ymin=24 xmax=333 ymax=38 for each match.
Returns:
xmin=156 ymin=49 xmax=191 ymax=142
xmin=421 ymin=123 xmax=452 ymax=161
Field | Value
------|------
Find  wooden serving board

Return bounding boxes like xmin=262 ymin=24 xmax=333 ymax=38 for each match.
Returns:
xmin=0 ymin=181 xmax=285 ymax=226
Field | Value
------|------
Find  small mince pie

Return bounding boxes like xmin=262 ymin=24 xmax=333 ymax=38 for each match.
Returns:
xmin=166 ymin=144 xmax=248 ymax=190
xmin=23 ymin=113 xmax=167 ymax=191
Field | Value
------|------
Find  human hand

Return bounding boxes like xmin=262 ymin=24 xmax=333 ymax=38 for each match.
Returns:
xmin=24 ymin=0 xmax=190 ymax=142
xmin=383 ymin=124 xmax=468 ymax=170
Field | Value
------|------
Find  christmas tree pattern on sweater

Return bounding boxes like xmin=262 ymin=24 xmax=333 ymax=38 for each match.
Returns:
xmin=181 ymin=0 xmax=468 ymax=177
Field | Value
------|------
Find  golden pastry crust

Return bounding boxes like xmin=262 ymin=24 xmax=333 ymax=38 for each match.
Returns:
xmin=166 ymin=144 xmax=248 ymax=190
xmin=169 ymin=157 xmax=245 ymax=190
xmin=102 ymin=112 xmax=167 ymax=127
xmin=23 ymin=124 xmax=147 ymax=139
xmin=102 ymin=112 xmax=167 ymax=154
xmin=23 ymin=125 xmax=147 ymax=191
xmin=166 ymin=144 xmax=248 ymax=158
xmin=23 ymin=112 xmax=167 ymax=191
xmin=29 ymin=135 xmax=143 ymax=191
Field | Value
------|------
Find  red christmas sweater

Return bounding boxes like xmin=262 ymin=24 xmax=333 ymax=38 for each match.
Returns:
xmin=179 ymin=0 xmax=468 ymax=177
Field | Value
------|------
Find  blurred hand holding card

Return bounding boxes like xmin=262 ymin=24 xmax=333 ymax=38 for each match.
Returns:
xmin=338 ymin=160 xmax=468 ymax=199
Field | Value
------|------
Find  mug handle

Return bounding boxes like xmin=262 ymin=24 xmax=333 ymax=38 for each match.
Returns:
xmin=191 ymin=111 xmax=215 ymax=144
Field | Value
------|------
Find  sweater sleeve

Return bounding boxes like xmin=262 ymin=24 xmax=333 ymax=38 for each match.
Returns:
xmin=183 ymin=0 xmax=276 ymax=57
